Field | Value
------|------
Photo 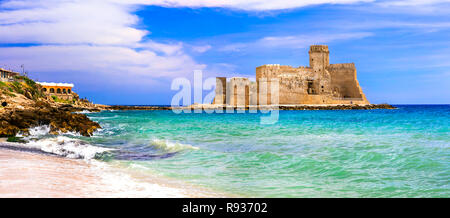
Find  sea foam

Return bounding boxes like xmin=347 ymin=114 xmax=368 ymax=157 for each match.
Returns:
xmin=10 ymin=136 xmax=112 ymax=160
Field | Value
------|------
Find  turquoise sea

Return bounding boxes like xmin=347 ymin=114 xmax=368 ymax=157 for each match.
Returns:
xmin=26 ymin=105 xmax=450 ymax=197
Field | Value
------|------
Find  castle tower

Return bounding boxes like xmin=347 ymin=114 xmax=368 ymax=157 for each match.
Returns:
xmin=214 ymin=77 xmax=227 ymax=105
xmin=309 ymin=45 xmax=329 ymax=72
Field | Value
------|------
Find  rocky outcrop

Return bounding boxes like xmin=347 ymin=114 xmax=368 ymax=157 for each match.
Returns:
xmin=0 ymin=101 xmax=100 ymax=137
xmin=1 ymin=77 xmax=101 ymax=137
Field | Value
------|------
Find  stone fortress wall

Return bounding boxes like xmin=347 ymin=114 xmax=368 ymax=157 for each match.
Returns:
xmin=214 ymin=45 xmax=369 ymax=106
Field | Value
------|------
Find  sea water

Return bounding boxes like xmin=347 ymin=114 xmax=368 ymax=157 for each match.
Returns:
xmin=17 ymin=105 xmax=450 ymax=197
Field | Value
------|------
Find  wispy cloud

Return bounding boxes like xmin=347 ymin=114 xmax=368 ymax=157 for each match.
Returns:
xmin=133 ymin=0 xmax=373 ymax=11
xmin=378 ymin=0 xmax=450 ymax=6
xmin=219 ymin=32 xmax=373 ymax=52
xmin=190 ymin=44 xmax=212 ymax=53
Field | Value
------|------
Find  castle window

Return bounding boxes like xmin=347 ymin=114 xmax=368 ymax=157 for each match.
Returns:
xmin=307 ymin=81 xmax=316 ymax=95
xmin=42 ymin=88 xmax=47 ymax=92
xmin=57 ymin=88 xmax=61 ymax=94
xmin=68 ymin=89 xmax=71 ymax=94
xmin=63 ymin=89 xmax=67 ymax=94
xmin=50 ymin=88 xmax=55 ymax=93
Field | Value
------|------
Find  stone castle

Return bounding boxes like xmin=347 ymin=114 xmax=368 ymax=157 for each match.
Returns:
xmin=214 ymin=45 xmax=369 ymax=106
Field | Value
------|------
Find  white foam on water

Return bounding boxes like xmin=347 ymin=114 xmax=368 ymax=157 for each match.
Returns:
xmin=15 ymin=125 xmax=51 ymax=138
xmin=59 ymin=131 xmax=83 ymax=137
xmin=15 ymin=136 xmax=112 ymax=160
xmin=150 ymin=139 xmax=199 ymax=152
xmin=74 ymin=110 xmax=94 ymax=114
xmin=89 ymin=161 xmax=188 ymax=197
xmin=17 ymin=125 xmax=86 ymax=138
xmin=28 ymin=125 xmax=51 ymax=136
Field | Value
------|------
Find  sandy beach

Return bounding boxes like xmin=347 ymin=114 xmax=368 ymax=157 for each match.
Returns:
xmin=0 ymin=144 xmax=222 ymax=198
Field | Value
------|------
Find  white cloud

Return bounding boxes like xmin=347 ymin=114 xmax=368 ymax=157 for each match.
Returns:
xmin=0 ymin=0 xmax=146 ymax=45
xmin=0 ymin=45 xmax=205 ymax=85
xmin=0 ymin=0 xmax=205 ymax=84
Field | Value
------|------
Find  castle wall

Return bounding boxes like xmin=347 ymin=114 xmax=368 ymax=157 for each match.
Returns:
xmin=214 ymin=77 xmax=226 ymax=105
xmin=228 ymin=77 xmax=250 ymax=107
xmin=249 ymin=82 xmax=257 ymax=106
xmin=327 ymin=63 xmax=369 ymax=104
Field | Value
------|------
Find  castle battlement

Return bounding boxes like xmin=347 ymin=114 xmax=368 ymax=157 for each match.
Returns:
xmin=327 ymin=63 xmax=356 ymax=69
xmin=309 ymin=45 xmax=329 ymax=53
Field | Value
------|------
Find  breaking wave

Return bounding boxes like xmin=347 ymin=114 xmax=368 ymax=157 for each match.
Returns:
xmin=149 ymin=139 xmax=199 ymax=153
xmin=16 ymin=125 xmax=51 ymax=137
xmin=73 ymin=110 xmax=94 ymax=114
xmin=6 ymin=136 xmax=112 ymax=160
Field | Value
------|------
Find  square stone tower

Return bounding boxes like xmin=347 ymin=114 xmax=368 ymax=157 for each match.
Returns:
xmin=309 ymin=45 xmax=330 ymax=73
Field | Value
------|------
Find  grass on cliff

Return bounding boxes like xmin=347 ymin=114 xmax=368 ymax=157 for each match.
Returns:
xmin=0 ymin=81 xmax=16 ymax=98
xmin=0 ymin=76 xmax=46 ymax=100
xmin=15 ymin=76 xmax=46 ymax=100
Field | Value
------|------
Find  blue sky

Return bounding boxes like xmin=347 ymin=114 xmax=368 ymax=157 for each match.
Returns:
xmin=1 ymin=0 xmax=449 ymax=105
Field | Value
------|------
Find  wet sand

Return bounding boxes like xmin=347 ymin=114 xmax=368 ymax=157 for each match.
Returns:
xmin=0 ymin=146 xmax=222 ymax=198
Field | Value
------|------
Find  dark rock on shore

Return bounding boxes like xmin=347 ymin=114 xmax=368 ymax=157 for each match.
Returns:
xmin=57 ymin=103 xmax=102 ymax=113
xmin=278 ymin=104 xmax=397 ymax=110
xmin=0 ymin=101 xmax=101 ymax=137
xmin=184 ymin=103 xmax=396 ymax=111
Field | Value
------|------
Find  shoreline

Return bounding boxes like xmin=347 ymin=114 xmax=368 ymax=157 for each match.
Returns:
xmin=102 ymin=103 xmax=396 ymax=111
xmin=0 ymin=143 xmax=226 ymax=198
